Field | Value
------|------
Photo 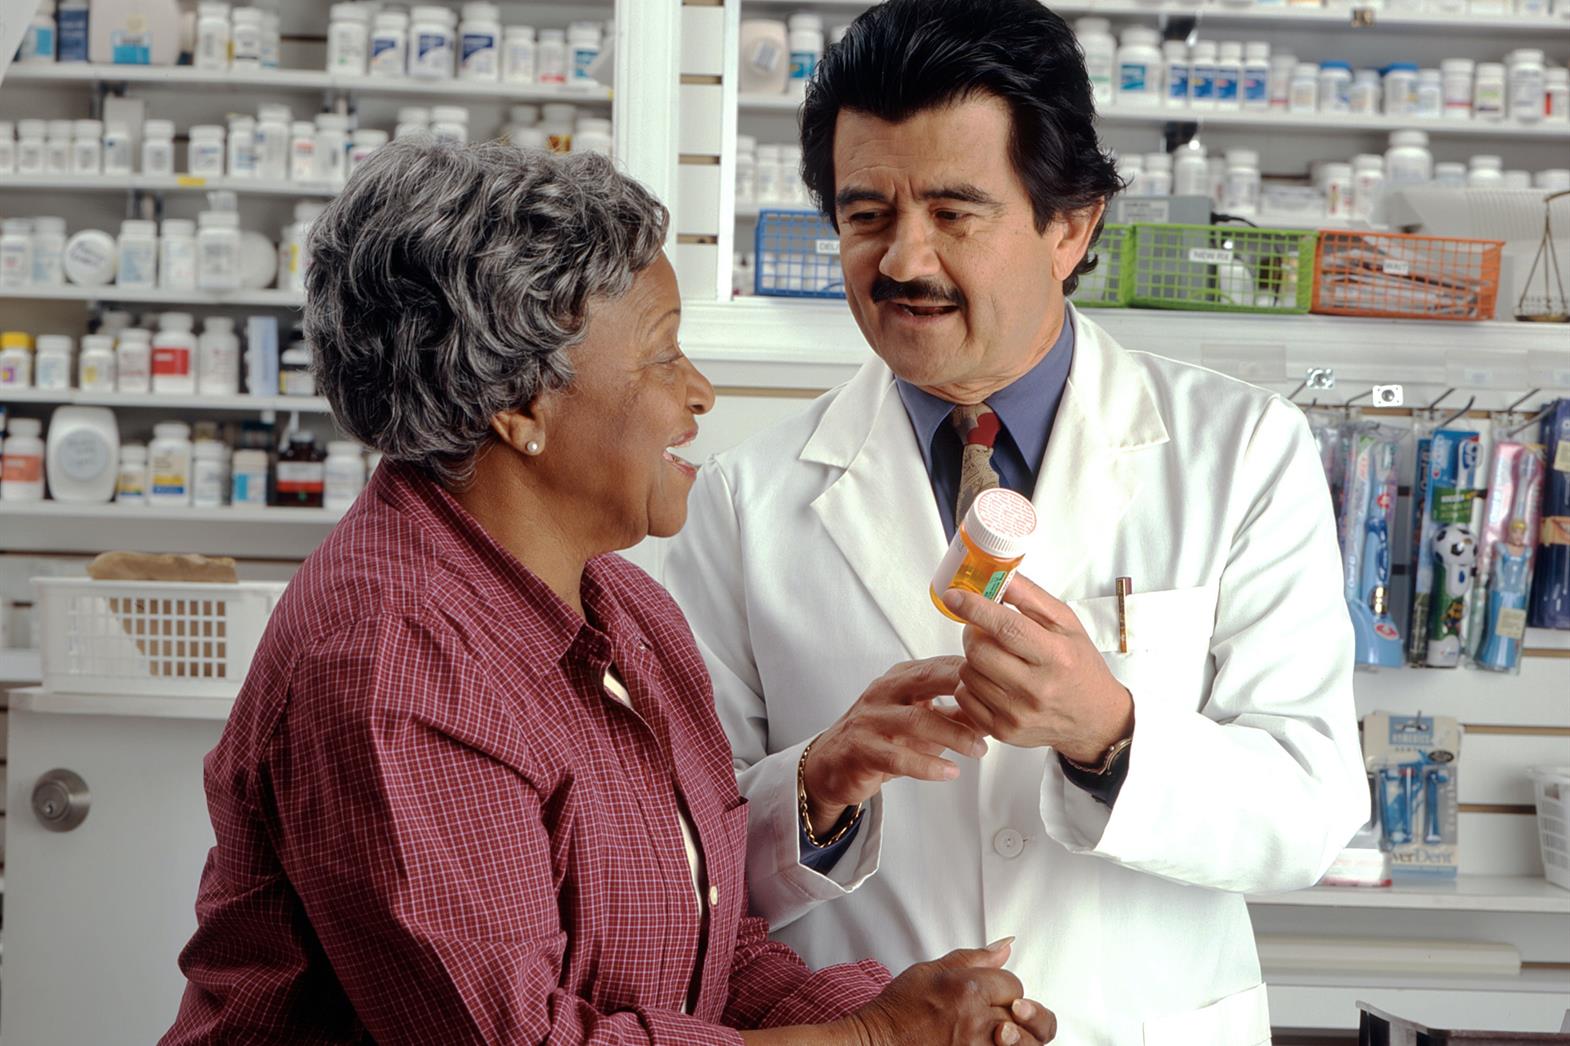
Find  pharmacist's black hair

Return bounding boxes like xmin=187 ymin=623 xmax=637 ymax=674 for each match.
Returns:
xmin=799 ymin=0 xmax=1122 ymax=295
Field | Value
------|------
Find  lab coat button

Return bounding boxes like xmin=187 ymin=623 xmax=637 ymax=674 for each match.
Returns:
xmin=992 ymin=828 xmax=1025 ymax=859
xmin=708 ymin=885 xmax=720 ymax=907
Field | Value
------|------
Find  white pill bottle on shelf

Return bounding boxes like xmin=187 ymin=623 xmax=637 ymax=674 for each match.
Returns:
xmin=1075 ymin=18 xmax=1116 ymax=107
xmin=460 ymin=2 xmax=502 ymax=81
xmin=369 ymin=10 xmax=409 ymax=77
xmin=148 ymin=422 xmax=194 ymax=507
xmin=1 ymin=419 xmax=47 ymax=503
xmin=198 ymin=316 xmax=242 ymax=395
xmin=409 ymin=5 xmax=456 ymax=80
xmin=327 ymin=2 xmax=371 ymax=76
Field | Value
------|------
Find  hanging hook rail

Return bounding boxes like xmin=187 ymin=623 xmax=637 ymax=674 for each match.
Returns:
xmin=1434 ymin=395 xmax=1478 ymax=431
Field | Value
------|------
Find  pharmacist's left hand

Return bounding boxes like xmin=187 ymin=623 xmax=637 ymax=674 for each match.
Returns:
xmin=941 ymin=576 xmax=1134 ymax=764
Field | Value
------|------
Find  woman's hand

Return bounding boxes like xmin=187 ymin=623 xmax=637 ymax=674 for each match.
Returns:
xmin=848 ymin=940 xmax=1057 ymax=1046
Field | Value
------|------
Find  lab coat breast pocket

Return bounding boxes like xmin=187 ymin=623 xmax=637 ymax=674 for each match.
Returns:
xmin=1068 ymin=583 xmax=1220 ymax=709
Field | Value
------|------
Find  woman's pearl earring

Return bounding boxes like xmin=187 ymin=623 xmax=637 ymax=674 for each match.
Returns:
xmin=525 ymin=441 xmax=541 ymax=455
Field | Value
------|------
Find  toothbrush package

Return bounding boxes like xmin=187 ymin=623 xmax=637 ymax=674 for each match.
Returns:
xmin=1530 ymin=399 xmax=1570 ymax=630
xmin=1362 ymin=712 xmax=1463 ymax=878
xmin=1469 ymin=441 xmax=1547 ymax=673
xmin=1407 ymin=429 xmax=1485 ymax=668
xmin=1340 ymin=423 xmax=1405 ymax=668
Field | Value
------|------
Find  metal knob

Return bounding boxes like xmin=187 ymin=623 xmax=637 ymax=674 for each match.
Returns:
xmin=33 ymin=769 xmax=91 ymax=832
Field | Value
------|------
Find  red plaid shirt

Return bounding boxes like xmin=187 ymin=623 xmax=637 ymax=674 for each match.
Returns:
xmin=162 ymin=463 xmax=888 ymax=1045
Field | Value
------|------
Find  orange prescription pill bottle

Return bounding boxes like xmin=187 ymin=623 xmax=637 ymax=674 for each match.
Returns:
xmin=930 ymin=487 xmax=1038 ymax=622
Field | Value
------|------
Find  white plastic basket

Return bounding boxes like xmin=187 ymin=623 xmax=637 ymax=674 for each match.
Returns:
xmin=35 ymin=578 xmax=287 ymax=699
xmin=1529 ymin=766 xmax=1570 ymax=892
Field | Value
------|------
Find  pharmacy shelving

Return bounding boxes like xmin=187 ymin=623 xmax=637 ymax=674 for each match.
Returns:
xmin=0 ymin=499 xmax=344 ymax=558
xmin=0 ymin=389 xmax=330 ymax=414
xmin=0 ymin=287 xmax=302 ymax=308
xmin=1097 ymin=107 xmax=1570 ymax=139
xmin=3 ymin=64 xmax=614 ymax=104
xmin=739 ymin=92 xmax=1570 ymax=141
xmin=1248 ymin=875 xmax=1570 ymax=915
xmin=680 ymin=298 xmax=1570 ymax=390
xmin=0 ymin=501 xmax=341 ymax=525
xmin=0 ymin=175 xmax=339 ymax=199
xmin=0 ymin=649 xmax=42 ymax=687
xmin=742 ymin=0 xmax=1570 ymax=32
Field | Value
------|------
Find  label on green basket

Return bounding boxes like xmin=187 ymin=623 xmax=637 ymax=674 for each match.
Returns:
xmin=1189 ymin=248 xmax=1235 ymax=265
xmin=814 ymin=239 xmax=840 ymax=255
xmin=1120 ymin=200 xmax=1170 ymax=223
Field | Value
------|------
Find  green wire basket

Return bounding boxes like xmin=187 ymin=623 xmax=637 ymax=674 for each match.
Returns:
xmin=1070 ymin=223 xmax=1134 ymax=308
xmin=1128 ymin=223 xmax=1317 ymax=315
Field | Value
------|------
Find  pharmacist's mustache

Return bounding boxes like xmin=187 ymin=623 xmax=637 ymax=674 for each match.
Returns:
xmin=870 ymin=275 xmax=967 ymax=310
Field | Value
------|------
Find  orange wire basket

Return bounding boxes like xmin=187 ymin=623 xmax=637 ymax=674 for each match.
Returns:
xmin=1311 ymin=230 xmax=1504 ymax=321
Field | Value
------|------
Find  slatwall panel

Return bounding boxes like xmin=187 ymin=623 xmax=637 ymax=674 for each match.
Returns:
xmin=675 ymin=0 xmax=737 ymax=303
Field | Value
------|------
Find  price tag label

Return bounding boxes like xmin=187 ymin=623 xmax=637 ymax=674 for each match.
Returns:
xmin=1351 ymin=6 xmax=1377 ymax=26
xmin=1495 ymin=608 xmax=1528 ymax=641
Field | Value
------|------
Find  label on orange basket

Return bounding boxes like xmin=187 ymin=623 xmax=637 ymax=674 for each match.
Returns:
xmin=1382 ymin=260 xmax=1412 ymax=276
xmin=1189 ymin=248 xmax=1234 ymax=265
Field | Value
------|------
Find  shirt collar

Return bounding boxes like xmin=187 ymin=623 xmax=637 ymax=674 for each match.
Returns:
xmin=368 ymin=462 xmax=622 ymax=671
xmin=894 ymin=312 xmax=1076 ymax=474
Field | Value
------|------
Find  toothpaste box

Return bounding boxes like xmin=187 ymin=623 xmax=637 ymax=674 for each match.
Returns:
xmin=1362 ymin=712 xmax=1463 ymax=878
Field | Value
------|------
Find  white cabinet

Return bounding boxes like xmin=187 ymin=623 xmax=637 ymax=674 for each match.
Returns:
xmin=1 ymin=694 xmax=228 ymax=1046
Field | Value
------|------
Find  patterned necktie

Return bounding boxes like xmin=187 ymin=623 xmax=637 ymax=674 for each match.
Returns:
xmin=951 ymin=403 xmax=1002 ymax=524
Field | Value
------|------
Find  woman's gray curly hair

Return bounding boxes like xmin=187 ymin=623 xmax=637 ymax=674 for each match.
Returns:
xmin=304 ymin=139 xmax=670 ymax=488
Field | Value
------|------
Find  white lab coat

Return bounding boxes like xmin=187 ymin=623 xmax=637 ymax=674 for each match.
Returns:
xmin=664 ymin=307 xmax=1369 ymax=1046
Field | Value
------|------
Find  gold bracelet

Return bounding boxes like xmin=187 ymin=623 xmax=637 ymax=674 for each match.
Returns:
xmin=798 ymin=738 xmax=863 ymax=849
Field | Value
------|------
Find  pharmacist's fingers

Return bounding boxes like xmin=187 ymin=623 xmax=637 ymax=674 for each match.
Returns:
xmin=953 ymin=679 xmax=1000 ymax=736
xmin=942 ymin=589 xmax=1051 ymax=661
xmin=871 ymin=656 xmax=966 ymax=705
xmin=1001 ymin=575 xmax=1084 ymax=637
xmin=891 ymin=705 xmax=989 ymax=759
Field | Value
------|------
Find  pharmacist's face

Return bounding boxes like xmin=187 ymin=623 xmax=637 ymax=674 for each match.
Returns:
xmin=831 ymin=94 xmax=1091 ymax=402
xmin=528 ymin=254 xmax=715 ymax=546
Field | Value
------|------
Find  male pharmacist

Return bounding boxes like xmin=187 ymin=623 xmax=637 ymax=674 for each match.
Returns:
xmin=665 ymin=1 xmax=1368 ymax=1042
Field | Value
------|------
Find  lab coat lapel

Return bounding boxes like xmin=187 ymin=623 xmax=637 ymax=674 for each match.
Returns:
xmin=1027 ymin=308 xmax=1169 ymax=598
xmin=804 ymin=361 xmax=959 ymax=660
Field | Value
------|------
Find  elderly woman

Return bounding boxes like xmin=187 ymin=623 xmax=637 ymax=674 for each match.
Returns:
xmin=161 ymin=141 xmax=1057 ymax=1046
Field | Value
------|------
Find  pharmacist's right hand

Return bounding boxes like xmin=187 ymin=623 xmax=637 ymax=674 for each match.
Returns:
xmin=801 ymin=657 xmax=986 ymax=835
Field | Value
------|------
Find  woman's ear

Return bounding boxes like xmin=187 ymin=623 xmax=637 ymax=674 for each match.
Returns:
xmin=490 ymin=397 xmax=552 ymax=457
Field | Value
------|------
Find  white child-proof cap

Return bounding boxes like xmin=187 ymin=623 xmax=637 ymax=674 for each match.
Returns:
xmin=964 ymin=488 xmax=1038 ymax=559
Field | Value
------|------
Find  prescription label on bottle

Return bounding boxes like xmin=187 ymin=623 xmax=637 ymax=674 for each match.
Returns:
xmin=1382 ymin=259 xmax=1412 ymax=276
xmin=982 ymin=570 xmax=1016 ymax=601
xmin=789 ymin=51 xmax=816 ymax=82
xmin=276 ymin=462 xmax=325 ymax=494
xmin=1189 ymin=248 xmax=1234 ymax=265
xmin=152 ymin=347 xmax=191 ymax=377
xmin=1494 ymin=607 xmax=1528 ymax=640
xmin=1 ymin=455 xmax=42 ymax=484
